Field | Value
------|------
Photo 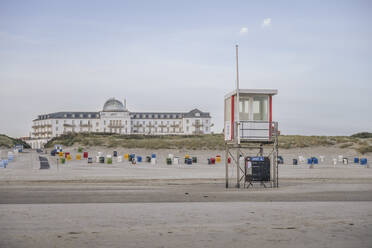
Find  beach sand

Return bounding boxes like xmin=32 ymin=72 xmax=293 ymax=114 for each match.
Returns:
xmin=0 ymin=147 xmax=371 ymax=248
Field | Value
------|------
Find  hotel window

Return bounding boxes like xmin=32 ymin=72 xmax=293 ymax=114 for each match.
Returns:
xmin=186 ymin=119 xmax=189 ymax=124
xmin=186 ymin=127 xmax=189 ymax=131
xmin=56 ymin=120 xmax=58 ymax=124
xmin=96 ymin=122 xmax=99 ymax=126
xmin=56 ymin=127 xmax=58 ymax=131
xmin=155 ymin=121 xmax=157 ymax=125
xmin=80 ymin=120 xmax=82 ymax=125
xmin=104 ymin=120 xmax=106 ymax=125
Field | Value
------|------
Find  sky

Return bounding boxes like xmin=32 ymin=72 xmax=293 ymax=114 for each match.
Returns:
xmin=0 ymin=0 xmax=371 ymax=137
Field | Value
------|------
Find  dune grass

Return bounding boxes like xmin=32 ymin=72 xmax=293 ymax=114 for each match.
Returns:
xmin=0 ymin=134 xmax=31 ymax=149
xmin=44 ymin=132 xmax=372 ymax=154
xmin=45 ymin=133 xmax=225 ymax=150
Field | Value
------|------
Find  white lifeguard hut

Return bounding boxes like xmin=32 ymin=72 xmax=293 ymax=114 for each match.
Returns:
xmin=224 ymin=89 xmax=278 ymax=143
xmin=224 ymin=45 xmax=279 ymax=189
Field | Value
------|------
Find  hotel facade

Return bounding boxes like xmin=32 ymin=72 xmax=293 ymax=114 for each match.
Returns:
xmin=28 ymin=98 xmax=212 ymax=149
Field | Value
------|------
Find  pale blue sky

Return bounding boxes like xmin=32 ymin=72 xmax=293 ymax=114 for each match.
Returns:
xmin=0 ymin=0 xmax=371 ymax=137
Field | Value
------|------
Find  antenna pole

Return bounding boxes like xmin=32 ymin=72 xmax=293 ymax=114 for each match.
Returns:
xmin=236 ymin=44 xmax=240 ymax=145
xmin=235 ymin=44 xmax=240 ymax=188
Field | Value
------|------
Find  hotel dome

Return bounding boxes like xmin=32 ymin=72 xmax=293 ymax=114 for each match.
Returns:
xmin=102 ymin=98 xmax=125 ymax=112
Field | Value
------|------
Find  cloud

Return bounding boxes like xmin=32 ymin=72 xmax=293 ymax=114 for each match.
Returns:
xmin=239 ymin=27 xmax=248 ymax=35
xmin=262 ymin=18 xmax=271 ymax=28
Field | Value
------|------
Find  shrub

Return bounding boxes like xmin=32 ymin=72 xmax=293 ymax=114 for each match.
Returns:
xmin=356 ymin=145 xmax=372 ymax=154
xmin=351 ymin=132 xmax=372 ymax=139
xmin=339 ymin=143 xmax=353 ymax=148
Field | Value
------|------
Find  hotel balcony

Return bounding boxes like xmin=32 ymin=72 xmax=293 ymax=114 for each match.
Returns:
xmin=108 ymin=124 xmax=124 ymax=128
xmin=32 ymin=131 xmax=52 ymax=136
xmin=63 ymin=124 xmax=76 ymax=127
xmin=80 ymin=124 xmax=93 ymax=128
xmin=192 ymin=123 xmax=204 ymax=128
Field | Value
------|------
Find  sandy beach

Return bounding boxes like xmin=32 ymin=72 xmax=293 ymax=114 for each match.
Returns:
xmin=0 ymin=147 xmax=371 ymax=248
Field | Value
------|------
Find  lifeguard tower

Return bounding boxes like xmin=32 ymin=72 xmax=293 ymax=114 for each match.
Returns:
xmin=224 ymin=89 xmax=279 ymax=188
xmin=224 ymin=45 xmax=279 ymax=188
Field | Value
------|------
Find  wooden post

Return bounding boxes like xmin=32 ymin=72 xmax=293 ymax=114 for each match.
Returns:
xmin=225 ymin=145 xmax=229 ymax=188
xmin=236 ymin=147 xmax=240 ymax=188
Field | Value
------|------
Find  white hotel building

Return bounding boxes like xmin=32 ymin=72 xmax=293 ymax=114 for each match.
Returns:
xmin=28 ymin=98 xmax=212 ymax=149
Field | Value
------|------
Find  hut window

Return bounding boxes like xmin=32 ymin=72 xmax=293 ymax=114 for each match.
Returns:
xmin=253 ymin=96 xmax=268 ymax=121
xmin=239 ymin=98 xmax=250 ymax=121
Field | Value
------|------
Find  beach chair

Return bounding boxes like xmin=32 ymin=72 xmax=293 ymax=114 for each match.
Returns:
xmin=320 ymin=156 xmax=325 ymax=163
xmin=39 ymin=156 xmax=50 ymax=169
xmin=298 ymin=156 xmax=305 ymax=163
